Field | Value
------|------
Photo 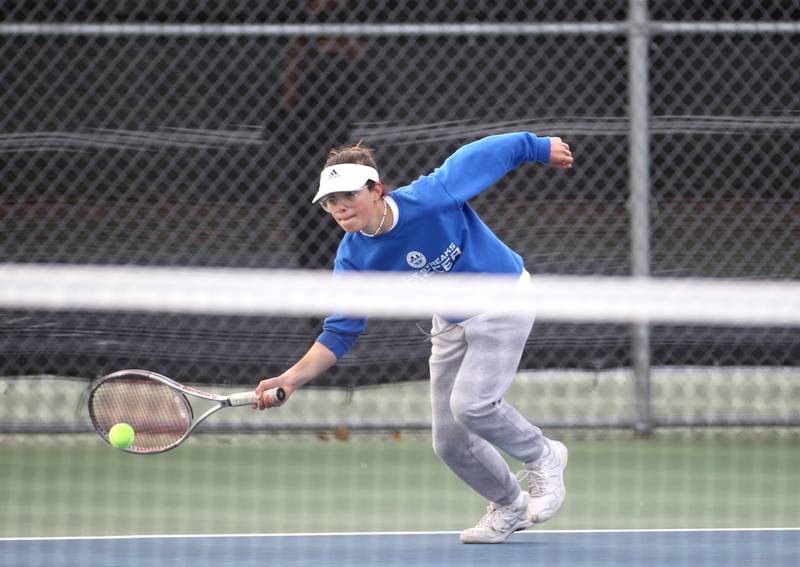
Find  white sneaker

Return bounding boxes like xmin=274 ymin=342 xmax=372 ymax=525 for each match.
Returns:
xmin=521 ymin=439 xmax=568 ymax=525
xmin=459 ymin=493 xmax=531 ymax=544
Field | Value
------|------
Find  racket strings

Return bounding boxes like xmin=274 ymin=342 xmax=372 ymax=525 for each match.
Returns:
xmin=89 ymin=377 xmax=192 ymax=452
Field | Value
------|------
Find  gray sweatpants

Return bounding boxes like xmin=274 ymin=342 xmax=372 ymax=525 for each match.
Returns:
xmin=429 ymin=310 xmax=544 ymax=507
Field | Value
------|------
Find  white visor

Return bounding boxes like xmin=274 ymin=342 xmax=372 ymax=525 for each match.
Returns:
xmin=312 ymin=163 xmax=380 ymax=204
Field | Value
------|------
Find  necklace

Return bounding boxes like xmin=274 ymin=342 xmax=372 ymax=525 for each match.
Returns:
xmin=360 ymin=198 xmax=387 ymax=237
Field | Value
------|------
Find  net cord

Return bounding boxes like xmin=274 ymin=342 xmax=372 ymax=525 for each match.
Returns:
xmin=1 ymin=264 xmax=798 ymax=326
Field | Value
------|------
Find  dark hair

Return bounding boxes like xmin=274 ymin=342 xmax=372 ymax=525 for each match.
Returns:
xmin=324 ymin=141 xmax=390 ymax=195
xmin=325 ymin=140 xmax=377 ymax=168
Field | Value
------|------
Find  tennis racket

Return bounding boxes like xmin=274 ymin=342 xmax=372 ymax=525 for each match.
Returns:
xmin=88 ymin=369 xmax=285 ymax=454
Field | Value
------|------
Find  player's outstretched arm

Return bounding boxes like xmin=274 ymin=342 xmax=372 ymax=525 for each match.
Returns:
xmin=254 ymin=341 xmax=337 ymax=410
xmin=548 ymin=136 xmax=574 ymax=169
xmin=432 ymin=132 xmax=571 ymax=203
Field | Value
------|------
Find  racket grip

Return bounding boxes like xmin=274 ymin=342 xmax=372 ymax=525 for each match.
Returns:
xmin=229 ymin=388 xmax=285 ymax=407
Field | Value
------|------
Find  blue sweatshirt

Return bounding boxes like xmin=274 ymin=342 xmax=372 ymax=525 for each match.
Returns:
xmin=316 ymin=132 xmax=551 ymax=358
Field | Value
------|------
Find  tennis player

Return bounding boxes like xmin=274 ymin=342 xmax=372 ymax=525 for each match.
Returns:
xmin=255 ymin=132 xmax=573 ymax=543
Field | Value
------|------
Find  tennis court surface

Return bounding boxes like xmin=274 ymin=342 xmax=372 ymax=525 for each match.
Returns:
xmin=4 ymin=529 xmax=799 ymax=567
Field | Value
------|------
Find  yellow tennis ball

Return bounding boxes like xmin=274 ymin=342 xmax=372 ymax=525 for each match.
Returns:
xmin=108 ymin=423 xmax=135 ymax=449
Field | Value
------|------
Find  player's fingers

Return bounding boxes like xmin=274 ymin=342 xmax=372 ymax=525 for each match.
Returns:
xmin=260 ymin=388 xmax=286 ymax=410
xmin=254 ymin=378 xmax=276 ymax=410
xmin=257 ymin=392 xmax=269 ymax=411
xmin=269 ymin=388 xmax=286 ymax=407
xmin=560 ymin=147 xmax=573 ymax=167
xmin=550 ymin=138 xmax=572 ymax=168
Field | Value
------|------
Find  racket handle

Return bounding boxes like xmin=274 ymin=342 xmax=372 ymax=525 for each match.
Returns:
xmin=229 ymin=388 xmax=285 ymax=407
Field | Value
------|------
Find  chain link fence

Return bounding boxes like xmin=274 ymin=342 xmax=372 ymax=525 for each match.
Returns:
xmin=2 ymin=2 xmax=800 ymax=427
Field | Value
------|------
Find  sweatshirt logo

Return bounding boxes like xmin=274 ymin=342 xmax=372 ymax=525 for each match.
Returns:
xmin=408 ymin=243 xmax=463 ymax=277
xmin=406 ymin=251 xmax=427 ymax=268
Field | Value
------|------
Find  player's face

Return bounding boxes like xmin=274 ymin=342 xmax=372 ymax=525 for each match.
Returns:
xmin=323 ymin=185 xmax=378 ymax=233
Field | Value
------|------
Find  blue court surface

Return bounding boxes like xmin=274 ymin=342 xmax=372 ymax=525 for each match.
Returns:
xmin=3 ymin=529 xmax=799 ymax=567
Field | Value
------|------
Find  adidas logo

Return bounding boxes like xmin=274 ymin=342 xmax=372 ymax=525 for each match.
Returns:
xmin=328 ymin=168 xmax=339 ymax=178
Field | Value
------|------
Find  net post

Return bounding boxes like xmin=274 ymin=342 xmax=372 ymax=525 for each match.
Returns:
xmin=628 ymin=0 xmax=654 ymax=434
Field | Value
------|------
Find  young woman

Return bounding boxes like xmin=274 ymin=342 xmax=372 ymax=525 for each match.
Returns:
xmin=255 ymin=132 xmax=574 ymax=544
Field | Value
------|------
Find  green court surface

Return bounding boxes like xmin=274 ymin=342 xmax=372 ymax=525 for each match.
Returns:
xmin=2 ymin=434 xmax=799 ymax=538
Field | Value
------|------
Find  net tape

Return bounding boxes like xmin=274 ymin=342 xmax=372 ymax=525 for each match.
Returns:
xmin=2 ymin=264 xmax=799 ymax=326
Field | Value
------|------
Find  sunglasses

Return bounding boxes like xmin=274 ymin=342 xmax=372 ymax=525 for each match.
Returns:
xmin=318 ymin=186 xmax=367 ymax=212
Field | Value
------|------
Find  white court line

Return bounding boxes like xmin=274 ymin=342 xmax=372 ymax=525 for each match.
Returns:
xmin=3 ymin=527 xmax=800 ymax=542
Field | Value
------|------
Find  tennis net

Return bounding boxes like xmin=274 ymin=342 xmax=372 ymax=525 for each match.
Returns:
xmin=2 ymin=265 xmax=799 ymax=433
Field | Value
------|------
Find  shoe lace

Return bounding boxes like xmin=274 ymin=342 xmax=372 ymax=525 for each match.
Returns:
xmin=475 ymin=504 xmax=496 ymax=528
xmin=475 ymin=503 xmax=520 ymax=531
xmin=518 ymin=468 xmax=547 ymax=498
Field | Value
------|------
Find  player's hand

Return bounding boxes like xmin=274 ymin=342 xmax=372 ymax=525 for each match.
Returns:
xmin=549 ymin=137 xmax=573 ymax=169
xmin=253 ymin=376 xmax=292 ymax=410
